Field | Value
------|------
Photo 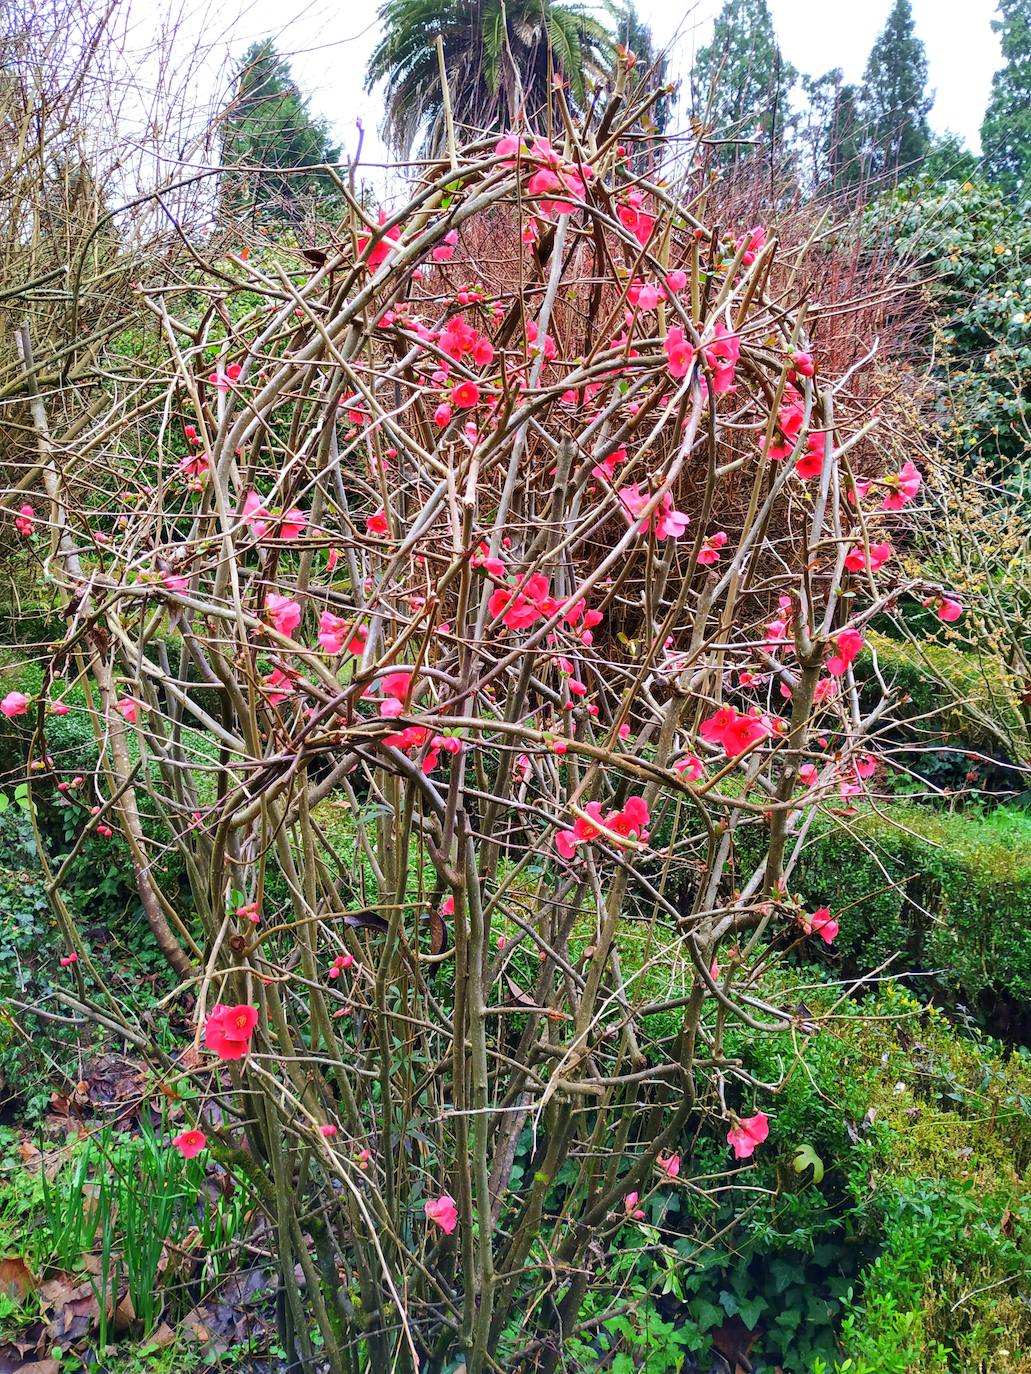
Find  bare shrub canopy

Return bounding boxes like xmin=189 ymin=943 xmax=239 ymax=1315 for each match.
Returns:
xmin=5 ymin=64 xmax=966 ymax=1374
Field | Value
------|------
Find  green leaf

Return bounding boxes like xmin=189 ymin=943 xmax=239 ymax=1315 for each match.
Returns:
xmin=792 ymin=1141 xmax=825 ymax=1184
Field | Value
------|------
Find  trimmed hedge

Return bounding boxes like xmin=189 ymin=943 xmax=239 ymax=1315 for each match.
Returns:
xmin=791 ymin=804 xmax=1031 ymax=1015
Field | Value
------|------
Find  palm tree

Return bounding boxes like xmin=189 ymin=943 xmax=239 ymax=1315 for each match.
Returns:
xmin=366 ymin=0 xmax=616 ymax=160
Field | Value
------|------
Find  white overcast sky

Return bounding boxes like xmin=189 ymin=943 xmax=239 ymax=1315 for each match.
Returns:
xmin=118 ymin=0 xmax=1002 ymax=179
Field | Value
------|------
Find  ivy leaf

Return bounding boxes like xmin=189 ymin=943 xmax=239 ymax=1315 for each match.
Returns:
xmin=792 ymin=1141 xmax=825 ymax=1184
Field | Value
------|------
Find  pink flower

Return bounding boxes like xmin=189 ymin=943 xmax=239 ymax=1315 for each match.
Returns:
xmin=727 ymin=1112 xmax=769 ymax=1159
xmin=673 ymin=754 xmax=705 ymax=782
xmin=618 ymin=484 xmax=689 ymax=541
xmin=15 ymin=504 xmax=34 ymax=537
xmin=844 ymin=541 xmax=892 ymax=574
xmin=701 ymin=706 xmax=770 ymax=756
xmin=624 ymin=1191 xmax=645 ymax=1220
xmin=241 ymin=491 xmax=270 ymax=539
xmin=163 ymin=573 xmax=189 ymax=594
xmin=703 ymin=322 xmax=740 ymax=394
xmin=609 ymin=796 xmax=650 ymax=842
xmin=451 ymin=380 xmax=480 ymax=409
xmin=494 ymin=132 xmax=525 ymax=160
xmin=278 ymin=508 xmax=307 ymax=541
xmin=172 ymin=1129 xmax=207 ymax=1159
xmin=203 ymin=1003 xmax=258 ymax=1060
xmin=432 ymin=229 xmax=459 ymax=263
xmin=881 ymin=460 xmax=921 ymax=511
xmin=664 ymin=326 xmax=693 ymax=379
xmin=366 ymin=508 xmax=389 ymax=536
xmin=699 ymin=706 xmax=736 ymax=745
xmin=472 ymin=543 xmax=506 ymax=578
xmin=179 ymin=452 xmax=207 ymax=479
xmin=591 ymin=446 xmax=627 ymax=483
xmin=50 ymin=699 xmax=70 ymax=715
xmin=792 ymin=351 xmax=815 ymax=378
xmin=424 ymin=1194 xmax=458 ymax=1235
xmin=115 ymin=697 xmax=140 ymax=723
xmin=208 ymin=362 xmax=243 ymax=390
xmin=826 ymin=628 xmax=864 ymax=678
xmin=1 ymin=692 xmax=30 ymax=718
xmin=236 ymin=901 xmax=260 ymax=923
xmin=665 ymin=269 xmax=688 ymax=294
xmin=433 ymin=403 xmax=453 ymax=428
xmin=267 ymin=594 xmax=302 ymax=637
xmin=803 ymin=906 xmax=839 ymax=945
xmin=698 ymin=531 xmax=728 ymax=565
xmin=488 ymin=574 xmax=551 ymax=631
xmin=656 ymin=1153 xmax=680 ymax=1178
xmin=319 ymin=1123 xmax=338 ymax=1138
xmin=937 ymin=597 xmax=963 ymax=623
xmin=795 ymin=432 xmax=829 ymax=480
xmin=357 ymin=210 xmax=400 ymax=269
xmin=735 ymin=224 xmax=766 ymax=266
xmin=263 ymin=668 xmax=296 ymax=706
xmin=318 ymin=611 xmax=366 ymax=656
xmin=722 ymin=713 xmax=771 ymax=756
xmin=617 ymin=191 xmax=655 ymax=246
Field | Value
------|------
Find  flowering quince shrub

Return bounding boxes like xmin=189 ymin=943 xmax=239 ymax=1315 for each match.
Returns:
xmin=4 ymin=78 xmax=969 ymax=1374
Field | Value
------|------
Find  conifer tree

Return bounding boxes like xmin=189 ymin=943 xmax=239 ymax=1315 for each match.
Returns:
xmin=861 ymin=0 xmax=931 ymax=181
xmin=221 ymin=41 xmax=341 ymax=225
xmin=691 ymin=0 xmax=796 ymax=165
xmin=981 ymin=0 xmax=1031 ymax=199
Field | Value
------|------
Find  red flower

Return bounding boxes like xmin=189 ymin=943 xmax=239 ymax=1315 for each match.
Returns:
xmin=366 ymin=508 xmax=389 ymax=536
xmin=703 ymin=322 xmax=740 ymax=394
xmin=204 ymin=1003 xmax=258 ymax=1060
xmin=451 ymin=380 xmax=480 ymax=409
xmin=795 ymin=432 xmax=829 ymax=480
xmin=664 ymin=326 xmax=693 ymax=379
xmin=15 ymin=504 xmax=34 ymax=537
xmin=172 ymin=1128 xmax=207 ymax=1159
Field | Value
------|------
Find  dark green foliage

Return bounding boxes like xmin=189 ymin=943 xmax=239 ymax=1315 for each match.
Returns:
xmin=220 ymin=41 xmax=342 ymax=226
xmin=866 ymin=176 xmax=1031 ymax=475
xmin=366 ymin=0 xmax=615 ymax=159
xmin=691 ymin=0 xmax=796 ymax=164
xmin=860 ymin=0 xmax=931 ymax=181
xmin=981 ymin=0 xmax=1031 ymax=201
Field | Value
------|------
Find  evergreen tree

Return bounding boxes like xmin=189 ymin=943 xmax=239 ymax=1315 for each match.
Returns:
xmin=861 ymin=0 xmax=932 ymax=182
xmin=221 ymin=42 xmax=341 ymax=225
xmin=801 ymin=69 xmax=862 ymax=198
xmin=691 ymin=0 xmax=796 ymax=166
xmin=981 ymin=0 xmax=1031 ymax=200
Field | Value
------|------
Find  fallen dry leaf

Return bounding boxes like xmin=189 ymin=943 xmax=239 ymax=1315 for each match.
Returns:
xmin=0 ymin=1256 xmax=35 ymax=1302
